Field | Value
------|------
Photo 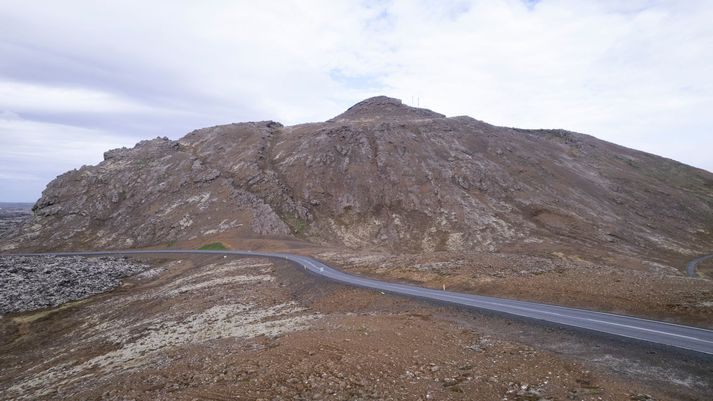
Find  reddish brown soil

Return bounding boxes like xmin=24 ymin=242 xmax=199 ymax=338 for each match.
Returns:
xmin=1 ymin=255 xmax=710 ymax=400
xmin=317 ymin=250 xmax=713 ymax=329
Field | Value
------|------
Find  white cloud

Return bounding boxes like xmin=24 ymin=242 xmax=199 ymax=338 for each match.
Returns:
xmin=0 ymin=0 xmax=712 ymax=200
xmin=0 ymin=112 xmax=134 ymax=162
xmin=0 ymin=81 xmax=158 ymax=114
xmin=0 ymin=112 xmax=141 ymax=201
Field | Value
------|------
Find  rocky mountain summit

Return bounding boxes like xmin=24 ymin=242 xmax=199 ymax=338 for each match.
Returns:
xmin=329 ymin=96 xmax=445 ymax=122
xmin=3 ymin=96 xmax=712 ymax=266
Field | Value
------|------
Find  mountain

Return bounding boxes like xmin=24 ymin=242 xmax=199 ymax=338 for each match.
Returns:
xmin=2 ymin=96 xmax=712 ymax=266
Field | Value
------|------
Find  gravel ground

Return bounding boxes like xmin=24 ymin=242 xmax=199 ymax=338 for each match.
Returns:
xmin=1 ymin=256 xmax=709 ymax=400
xmin=0 ymin=256 xmax=149 ymax=314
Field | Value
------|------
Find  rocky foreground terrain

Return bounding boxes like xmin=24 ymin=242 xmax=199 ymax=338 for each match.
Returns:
xmin=317 ymin=250 xmax=713 ymax=328
xmin=2 ymin=97 xmax=712 ymax=272
xmin=2 ymin=255 xmax=709 ymax=400
xmin=0 ymin=256 xmax=148 ymax=314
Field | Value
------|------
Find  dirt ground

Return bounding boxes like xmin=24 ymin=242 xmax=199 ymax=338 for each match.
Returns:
xmin=697 ymin=258 xmax=713 ymax=279
xmin=315 ymin=249 xmax=713 ymax=329
xmin=1 ymin=254 xmax=711 ymax=400
xmin=157 ymin=236 xmax=713 ymax=330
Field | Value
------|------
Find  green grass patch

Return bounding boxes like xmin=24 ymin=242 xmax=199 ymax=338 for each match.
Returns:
xmin=282 ymin=212 xmax=307 ymax=235
xmin=198 ymin=242 xmax=228 ymax=250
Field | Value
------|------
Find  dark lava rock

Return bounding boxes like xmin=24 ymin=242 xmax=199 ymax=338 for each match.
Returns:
xmin=0 ymin=256 xmax=148 ymax=314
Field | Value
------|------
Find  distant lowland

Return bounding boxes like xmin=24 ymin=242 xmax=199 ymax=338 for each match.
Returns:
xmin=0 ymin=202 xmax=33 ymax=238
xmin=0 ymin=202 xmax=33 ymax=210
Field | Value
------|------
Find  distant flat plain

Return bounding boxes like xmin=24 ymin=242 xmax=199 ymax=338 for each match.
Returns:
xmin=0 ymin=202 xmax=32 ymax=238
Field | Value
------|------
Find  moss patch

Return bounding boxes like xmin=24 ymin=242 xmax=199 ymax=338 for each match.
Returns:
xmin=282 ymin=212 xmax=307 ymax=235
xmin=198 ymin=242 xmax=228 ymax=251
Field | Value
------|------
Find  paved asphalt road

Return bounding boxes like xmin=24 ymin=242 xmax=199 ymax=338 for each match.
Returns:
xmin=688 ymin=253 xmax=713 ymax=277
xmin=15 ymin=249 xmax=713 ymax=356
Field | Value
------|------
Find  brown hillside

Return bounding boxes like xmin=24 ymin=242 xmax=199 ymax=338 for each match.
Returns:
xmin=3 ymin=96 xmax=712 ymax=268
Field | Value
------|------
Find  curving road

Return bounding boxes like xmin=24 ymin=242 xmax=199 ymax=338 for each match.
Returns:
xmin=13 ymin=249 xmax=713 ymax=356
xmin=687 ymin=253 xmax=713 ymax=277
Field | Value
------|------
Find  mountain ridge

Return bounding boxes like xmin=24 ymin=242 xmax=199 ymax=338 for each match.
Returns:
xmin=2 ymin=97 xmax=712 ymax=272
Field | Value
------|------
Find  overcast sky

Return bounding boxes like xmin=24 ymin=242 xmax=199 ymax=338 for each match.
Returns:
xmin=1 ymin=0 xmax=712 ymax=202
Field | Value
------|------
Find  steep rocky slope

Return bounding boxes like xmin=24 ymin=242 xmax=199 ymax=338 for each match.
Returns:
xmin=3 ymin=96 xmax=713 ymax=265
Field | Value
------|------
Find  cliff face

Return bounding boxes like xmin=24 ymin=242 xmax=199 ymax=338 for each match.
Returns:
xmin=3 ymin=96 xmax=713 ymax=261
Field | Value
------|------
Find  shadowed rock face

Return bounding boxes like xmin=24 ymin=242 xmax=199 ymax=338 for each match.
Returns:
xmin=3 ymin=96 xmax=713 ymax=262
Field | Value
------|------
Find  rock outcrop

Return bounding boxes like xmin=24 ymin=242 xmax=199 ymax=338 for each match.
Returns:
xmin=3 ymin=97 xmax=713 ymax=263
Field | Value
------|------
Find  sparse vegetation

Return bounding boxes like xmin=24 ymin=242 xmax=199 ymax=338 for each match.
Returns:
xmin=282 ymin=212 xmax=307 ymax=235
xmin=198 ymin=242 xmax=228 ymax=250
